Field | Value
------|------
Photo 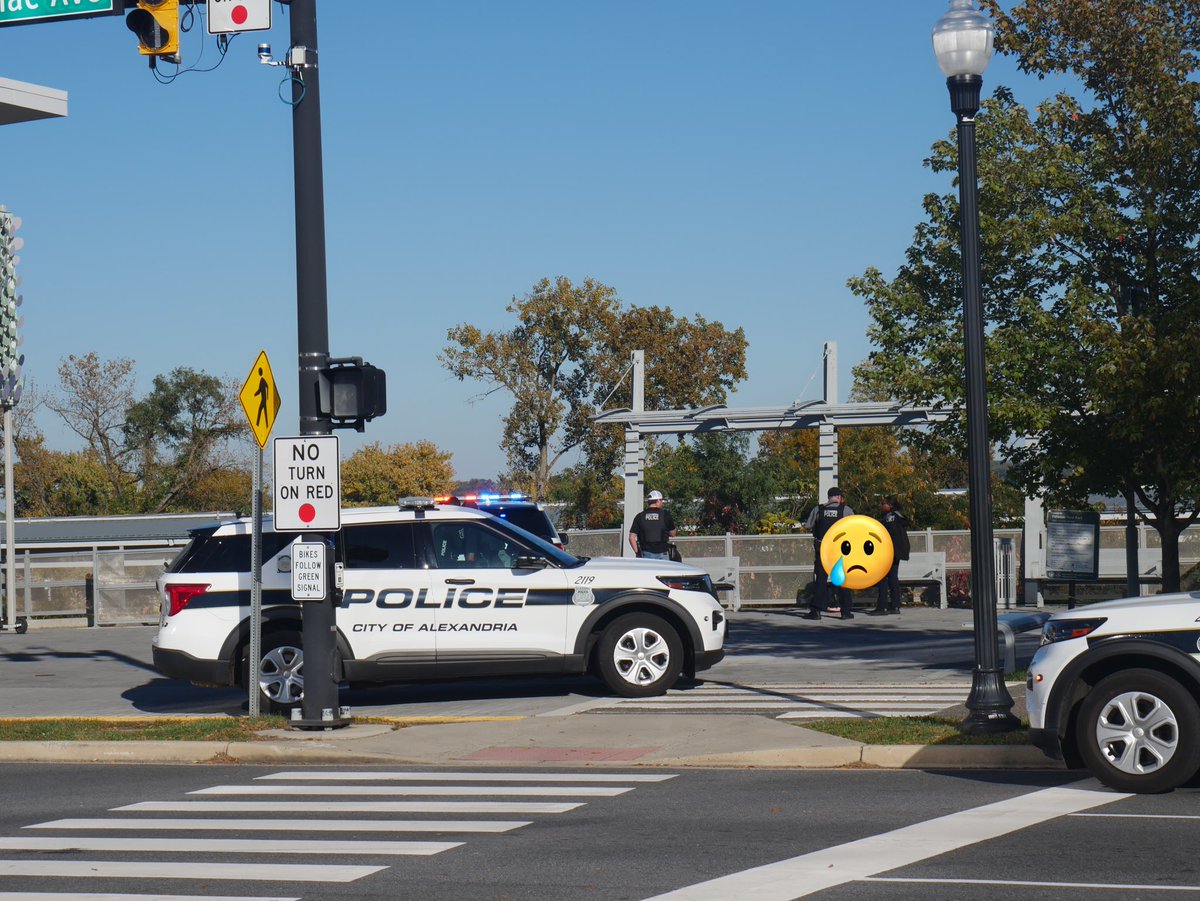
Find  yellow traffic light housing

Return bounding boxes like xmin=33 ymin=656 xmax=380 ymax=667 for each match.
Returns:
xmin=126 ymin=0 xmax=179 ymax=57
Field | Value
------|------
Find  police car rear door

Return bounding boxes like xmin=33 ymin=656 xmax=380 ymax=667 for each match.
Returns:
xmin=427 ymin=519 xmax=569 ymax=676
xmin=338 ymin=521 xmax=435 ymax=676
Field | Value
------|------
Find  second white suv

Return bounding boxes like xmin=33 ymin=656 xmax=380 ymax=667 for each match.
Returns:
xmin=153 ymin=500 xmax=726 ymax=711
xmin=1028 ymin=592 xmax=1200 ymax=792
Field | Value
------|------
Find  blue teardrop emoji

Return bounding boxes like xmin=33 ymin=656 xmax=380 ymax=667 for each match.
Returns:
xmin=831 ymin=556 xmax=846 ymax=587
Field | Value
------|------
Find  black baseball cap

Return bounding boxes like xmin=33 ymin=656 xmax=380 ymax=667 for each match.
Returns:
xmin=827 ymin=487 xmax=842 ymax=498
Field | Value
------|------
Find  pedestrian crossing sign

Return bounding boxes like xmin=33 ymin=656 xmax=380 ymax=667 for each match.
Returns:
xmin=239 ymin=350 xmax=281 ymax=449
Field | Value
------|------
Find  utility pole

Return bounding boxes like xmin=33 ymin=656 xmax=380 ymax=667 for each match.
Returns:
xmin=286 ymin=0 xmax=344 ymax=729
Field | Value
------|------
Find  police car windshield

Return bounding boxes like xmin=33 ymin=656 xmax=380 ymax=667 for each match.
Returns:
xmin=482 ymin=513 xmax=580 ymax=567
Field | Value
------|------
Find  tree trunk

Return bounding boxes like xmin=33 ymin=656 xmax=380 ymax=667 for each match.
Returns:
xmin=1156 ymin=515 xmax=1182 ymax=593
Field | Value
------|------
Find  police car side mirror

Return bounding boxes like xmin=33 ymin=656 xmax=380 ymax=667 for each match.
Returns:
xmin=514 ymin=555 xmax=551 ymax=571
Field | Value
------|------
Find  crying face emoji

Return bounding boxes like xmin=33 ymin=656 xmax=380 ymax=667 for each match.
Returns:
xmin=819 ymin=515 xmax=894 ymax=590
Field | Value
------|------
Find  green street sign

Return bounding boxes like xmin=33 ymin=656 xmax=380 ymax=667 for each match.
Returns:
xmin=0 ymin=0 xmax=123 ymax=28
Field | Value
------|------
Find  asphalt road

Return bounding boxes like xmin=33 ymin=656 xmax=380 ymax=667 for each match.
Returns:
xmin=0 ymin=607 xmax=1046 ymax=718
xmin=0 ymin=763 xmax=1193 ymax=900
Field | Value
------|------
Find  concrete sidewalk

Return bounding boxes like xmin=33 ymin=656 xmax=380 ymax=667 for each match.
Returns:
xmin=0 ymin=713 xmax=1061 ymax=771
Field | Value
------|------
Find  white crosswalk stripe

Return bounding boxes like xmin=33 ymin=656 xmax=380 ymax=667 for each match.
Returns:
xmin=593 ymin=682 xmax=974 ymax=719
xmin=3 ymin=769 xmax=671 ymax=900
xmin=28 ymin=818 xmax=530 ymax=834
xmin=189 ymin=783 xmax=633 ymax=797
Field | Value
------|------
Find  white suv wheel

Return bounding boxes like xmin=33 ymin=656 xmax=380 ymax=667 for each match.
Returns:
xmin=596 ymin=612 xmax=684 ymax=698
xmin=1076 ymin=669 xmax=1200 ymax=793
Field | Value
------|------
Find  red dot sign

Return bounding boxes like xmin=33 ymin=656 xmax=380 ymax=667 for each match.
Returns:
xmin=232 ymin=5 xmax=248 ymax=25
xmin=299 ymin=503 xmax=316 ymax=524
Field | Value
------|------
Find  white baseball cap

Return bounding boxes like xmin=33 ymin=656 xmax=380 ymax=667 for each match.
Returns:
xmin=647 ymin=490 xmax=664 ymax=501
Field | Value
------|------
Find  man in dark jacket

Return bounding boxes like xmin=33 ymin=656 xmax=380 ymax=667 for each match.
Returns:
xmin=870 ymin=495 xmax=910 ymax=615
xmin=629 ymin=490 xmax=677 ymax=560
xmin=802 ymin=487 xmax=854 ymax=620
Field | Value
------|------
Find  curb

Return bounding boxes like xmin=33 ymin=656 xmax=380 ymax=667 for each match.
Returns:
xmin=0 ymin=740 xmax=1064 ymax=769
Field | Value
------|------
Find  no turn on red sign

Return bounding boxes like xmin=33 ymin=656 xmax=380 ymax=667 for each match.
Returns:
xmin=273 ymin=436 xmax=340 ymax=532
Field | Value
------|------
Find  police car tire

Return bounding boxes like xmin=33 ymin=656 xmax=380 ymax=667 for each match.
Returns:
xmin=252 ymin=630 xmax=305 ymax=715
xmin=1075 ymin=669 xmax=1200 ymax=794
xmin=596 ymin=612 xmax=683 ymax=698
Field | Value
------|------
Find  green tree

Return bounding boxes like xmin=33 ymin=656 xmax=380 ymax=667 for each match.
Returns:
xmin=123 ymin=368 xmax=244 ymax=513
xmin=441 ymin=276 xmax=747 ymax=503
xmin=853 ymin=0 xmax=1200 ymax=590
xmin=341 ymin=440 xmax=455 ymax=506
xmin=43 ymin=356 xmax=251 ymax=515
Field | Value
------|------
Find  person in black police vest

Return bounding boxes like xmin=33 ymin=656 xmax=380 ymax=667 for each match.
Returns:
xmin=870 ymin=495 xmax=910 ymax=615
xmin=802 ymin=486 xmax=854 ymax=620
xmin=629 ymin=490 xmax=677 ymax=560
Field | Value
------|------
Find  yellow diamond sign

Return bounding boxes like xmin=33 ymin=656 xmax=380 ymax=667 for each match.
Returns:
xmin=239 ymin=350 xmax=282 ymax=449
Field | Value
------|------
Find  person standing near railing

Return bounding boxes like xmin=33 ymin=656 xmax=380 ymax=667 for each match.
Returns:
xmin=802 ymin=487 xmax=854 ymax=620
xmin=870 ymin=495 xmax=910 ymax=616
xmin=629 ymin=490 xmax=677 ymax=561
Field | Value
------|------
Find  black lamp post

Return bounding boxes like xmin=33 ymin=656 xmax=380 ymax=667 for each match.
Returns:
xmin=933 ymin=0 xmax=1019 ymax=734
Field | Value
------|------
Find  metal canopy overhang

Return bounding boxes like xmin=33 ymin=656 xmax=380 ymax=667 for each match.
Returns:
xmin=593 ymin=402 xmax=953 ymax=434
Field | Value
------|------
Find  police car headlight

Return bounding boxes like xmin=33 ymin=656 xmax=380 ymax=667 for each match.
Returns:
xmin=1040 ymin=617 xmax=1106 ymax=645
xmin=658 ymin=574 xmax=713 ymax=595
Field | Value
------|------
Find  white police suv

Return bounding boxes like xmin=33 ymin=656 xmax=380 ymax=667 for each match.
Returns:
xmin=1028 ymin=592 xmax=1200 ymax=792
xmin=153 ymin=500 xmax=726 ymax=712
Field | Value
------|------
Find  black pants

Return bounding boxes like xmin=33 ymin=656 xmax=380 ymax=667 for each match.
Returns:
xmin=875 ymin=561 xmax=901 ymax=611
xmin=811 ymin=546 xmax=840 ymax=613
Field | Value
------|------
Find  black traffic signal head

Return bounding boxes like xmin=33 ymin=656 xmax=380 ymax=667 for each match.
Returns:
xmin=319 ymin=360 xmax=387 ymax=431
xmin=127 ymin=0 xmax=179 ymax=57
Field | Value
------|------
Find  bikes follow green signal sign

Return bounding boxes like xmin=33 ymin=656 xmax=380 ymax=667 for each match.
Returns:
xmin=0 ymin=0 xmax=122 ymax=28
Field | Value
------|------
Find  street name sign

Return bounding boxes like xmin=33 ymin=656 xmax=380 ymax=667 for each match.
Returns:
xmin=238 ymin=349 xmax=281 ymax=449
xmin=291 ymin=539 xmax=326 ymax=601
xmin=207 ymin=0 xmax=270 ymax=34
xmin=273 ymin=435 xmax=340 ymax=532
xmin=0 ymin=0 xmax=123 ymax=27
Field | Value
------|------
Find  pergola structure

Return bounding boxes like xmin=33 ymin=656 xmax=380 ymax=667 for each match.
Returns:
xmin=594 ymin=344 xmax=953 ymax=556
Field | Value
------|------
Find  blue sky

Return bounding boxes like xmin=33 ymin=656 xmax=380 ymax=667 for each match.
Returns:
xmin=0 ymin=1 xmax=1063 ymax=479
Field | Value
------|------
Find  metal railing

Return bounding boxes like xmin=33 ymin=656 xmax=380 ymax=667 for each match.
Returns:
xmin=565 ymin=525 xmax=1200 ymax=608
xmin=1 ymin=548 xmax=177 ymax=626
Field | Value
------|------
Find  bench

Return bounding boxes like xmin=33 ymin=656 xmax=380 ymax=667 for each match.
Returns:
xmin=898 ymin=551 xmax=947 ymax=609
xmin=963 ymin=610 xmax=1051 ymax=673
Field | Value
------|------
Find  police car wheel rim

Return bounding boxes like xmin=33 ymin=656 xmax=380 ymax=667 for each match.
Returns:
xmin=613 ymin=627 xmax=670 ymax=686
xmin=260 ymin=645 xmax=304 ymax=703
xmin=1094 ymin=690 xmax=1178 ymax=775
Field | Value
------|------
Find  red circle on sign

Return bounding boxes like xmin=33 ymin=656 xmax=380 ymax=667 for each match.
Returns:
xmin=232 ymin=5 xmax=248 ymax=25
xmin=299 ymin=503 xmax=316 ymax=524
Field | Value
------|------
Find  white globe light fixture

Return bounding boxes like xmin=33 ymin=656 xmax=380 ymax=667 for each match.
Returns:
xmin=933 ymin=0 xmax=995 ymax=79
xmin=932 ymin=0 xmax=1018 ymax=736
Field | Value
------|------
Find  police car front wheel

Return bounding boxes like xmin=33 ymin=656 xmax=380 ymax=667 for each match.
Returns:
xmin=1076 ymin=669 xmax=1200 ymax=793
xmin=596 ymin=613 xmax=683 ymax=698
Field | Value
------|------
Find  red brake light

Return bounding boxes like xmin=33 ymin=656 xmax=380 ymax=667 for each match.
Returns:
xmin=167 ymin=583 xmax=209 ymax=617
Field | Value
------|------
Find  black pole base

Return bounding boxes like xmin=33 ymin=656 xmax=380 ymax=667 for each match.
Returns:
xmin=961 ymin=667 xmax=1021 ymax=735
xmin=288 ymin=716 xmax=352 ymax=732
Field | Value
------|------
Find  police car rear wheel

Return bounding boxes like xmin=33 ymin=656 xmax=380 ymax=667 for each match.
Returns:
xmin=257 ymin=630 xmax=304 ymax=714
xmin=597 ymin=613 xmax=683 ymax=698
xmin=1076 ymin=669 xmax=1200 ymax=793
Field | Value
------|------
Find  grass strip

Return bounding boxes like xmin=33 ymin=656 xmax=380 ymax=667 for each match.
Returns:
xmin=0 ymin=717 xmax=288 ymax=742
xmin=800 ymin=715 xmax=1033 ymax=746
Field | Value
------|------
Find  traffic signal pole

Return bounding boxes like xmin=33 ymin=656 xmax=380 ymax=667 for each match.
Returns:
xmin=287 ymin=0 xmax=345 ymax=730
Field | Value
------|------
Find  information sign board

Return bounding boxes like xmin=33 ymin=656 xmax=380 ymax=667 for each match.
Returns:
xmin=272 ymin=435 xmax=340 ymax=531
xmin=1046 ymin=509 xmax=1100 ymax=581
